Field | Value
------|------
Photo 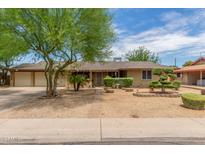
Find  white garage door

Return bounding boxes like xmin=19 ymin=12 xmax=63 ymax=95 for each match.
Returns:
xmin=35 ymin=72 xmax=65 ymax=87
xmin=35 ymin=72 xmax=46 ymax=87
xmin=57 ymin=74 xmax=66 ymax=87
xmin=15 ymin=72 xmax=32 ymax=87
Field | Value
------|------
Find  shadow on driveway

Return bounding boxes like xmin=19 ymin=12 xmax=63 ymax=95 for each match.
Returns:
xmin=0 ymin=87 xmax=45 ymax=112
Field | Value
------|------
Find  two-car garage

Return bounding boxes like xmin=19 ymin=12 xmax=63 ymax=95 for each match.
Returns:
xmin=10 ymin=71 xmax=66 ymax=87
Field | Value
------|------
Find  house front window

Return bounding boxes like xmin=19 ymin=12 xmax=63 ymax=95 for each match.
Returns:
xmin=177 ymin=73 xmax=181 ymax=78
xmin=142 ymin=70 xmax=152 ymax=80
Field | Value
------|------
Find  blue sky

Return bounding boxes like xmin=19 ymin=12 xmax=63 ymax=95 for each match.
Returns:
xmin=110 ymin=8 xmax=205 ymax=66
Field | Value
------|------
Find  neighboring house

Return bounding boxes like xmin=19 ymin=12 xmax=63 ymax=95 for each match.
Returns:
xmin=9 ymin=61 xmax=164 ymax=87
xmin=174 ymin=57 xmax=205 ymax=86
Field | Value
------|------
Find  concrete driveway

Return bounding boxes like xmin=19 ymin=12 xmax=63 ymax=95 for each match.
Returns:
xmin=0 ymin=87 xmax=46 ymax=112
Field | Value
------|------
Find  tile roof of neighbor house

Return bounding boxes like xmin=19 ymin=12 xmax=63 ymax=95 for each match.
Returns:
xmin=11 ymin=61 xmax=164 ymax=71
xmin=174 ymin=64 xmax=205 ymax=73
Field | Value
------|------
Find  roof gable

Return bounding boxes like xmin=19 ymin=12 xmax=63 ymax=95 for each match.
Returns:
xmin=191 ymin=57 xmax=205 ymax=65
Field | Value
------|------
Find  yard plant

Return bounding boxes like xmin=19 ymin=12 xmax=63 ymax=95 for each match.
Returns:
xmin=1 ymin=9 xmax=115 ymax=97
xmin=181 ymin=93 xmax=205 ymax=110
xmin=149 ymin=68 xmax=181 ymax=92
xmin=69 ymin=74 xmax=88 ymax=91
xmin=0 ymin=24 xmax=27 ymax=85
xmin=103 ymin=76 xmax=133 ymax=88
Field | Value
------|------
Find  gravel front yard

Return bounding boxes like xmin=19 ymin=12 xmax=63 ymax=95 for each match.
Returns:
xmin=0 ymin=87 xmax=204 ymax=118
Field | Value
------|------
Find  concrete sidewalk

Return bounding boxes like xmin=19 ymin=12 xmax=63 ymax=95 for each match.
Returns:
xmin=1 ymin=118 xmax=205 ymax=144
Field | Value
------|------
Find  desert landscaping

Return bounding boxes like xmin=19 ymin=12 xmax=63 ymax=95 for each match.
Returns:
xmin=0 ymin=87 xmax=204 ymax=118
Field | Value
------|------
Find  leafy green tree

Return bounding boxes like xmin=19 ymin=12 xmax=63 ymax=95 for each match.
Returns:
xmin=126 ymin=46 xmax=160 ymax=63
xmin=0 ymin=26 xmax=27 ymax=85
xmin=1 ymin=9 xmax=115 ymax=97
xmin=182 ymin=60 xmax=193 ymax=67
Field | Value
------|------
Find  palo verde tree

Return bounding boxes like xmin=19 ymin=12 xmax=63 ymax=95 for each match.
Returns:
xmin=126 ymin=46 xmax=160 ymax=63
xmin=0 ymin=23 xmax=27 ymax=85
xmin=1 ymin=9 xmax=115 ymax=97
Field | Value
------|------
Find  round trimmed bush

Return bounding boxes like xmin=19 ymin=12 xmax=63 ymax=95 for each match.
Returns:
xmin=160 ymin=75 xmax=168 ymax=81
xmin=173 ymin=80 xmax=181 ymax=90
xmin=181 ymin=93 xmax=205 ymax=110
xmin=168 ymin=74 xmax=177 ymax=80
xmin=149 ymin=81 xmax=161 ymax=88
xmin=164 ymin=68 xmax=174 ymax=74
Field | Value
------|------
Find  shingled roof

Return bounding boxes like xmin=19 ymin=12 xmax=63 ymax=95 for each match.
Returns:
xmin=11 ymin=61 xmax=164 ymax=71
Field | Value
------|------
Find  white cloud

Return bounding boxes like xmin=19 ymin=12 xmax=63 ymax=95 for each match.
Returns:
xmin=112 ymin=9 xmax=205 ymax=58
xmin=112 ymin=23 xmax=126 ymax=35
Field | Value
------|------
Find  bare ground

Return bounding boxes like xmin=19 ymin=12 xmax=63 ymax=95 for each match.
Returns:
xmin=0 ymin=87 xmax=204 ymax=118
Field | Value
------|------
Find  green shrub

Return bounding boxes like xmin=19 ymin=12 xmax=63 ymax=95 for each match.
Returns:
xmin=173 ymin=80 xmax=181 ymax=90
xmin=69 ymin=74 xmax=87 ymax=91
xmin=120 ymin=77 xmax=133 ymax=87
xmin=149 ymin=81 xmax=161 ymax=88
xmin=153 ymin=68 xmax=163 ymax=75
xmin=168 ymin=74 xmax=177 ymax=80
xmin=164 ymin=68 xmax=173 ymax=74
xmin=181 ymin=93 xmax=205 ymax=110
xmin=150 ymin=67 xmax=180 ymax=92
xmin=103 ymin=76 xmax=115 ymax=87
xmin=103 ymin=76 xmax=133 ymax=88
xmin=160 ymin=75 xmax=168 ymax=81
xmin=164 ymin=84 xmax=175 ymax=88
xmin=160 ymin=80 xmax=171 ymax=84
xmin=150 ymin=80 xmax=159 ymax=84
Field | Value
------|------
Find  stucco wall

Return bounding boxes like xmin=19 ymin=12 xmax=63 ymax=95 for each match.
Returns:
xmin=15 ymin=72 xmax=32 ymax=87
xmin=187 ymin=72 xmax=200 ymax=85
xmin=181 ymin=72 xmax=200 ymax=85
xmin=127 ymin=69 xmax=158 ymax=87
xmin=12 ymin=69 xmax=160 ymax=87
xmin=181 ymin=72 xmax=188 ymax=84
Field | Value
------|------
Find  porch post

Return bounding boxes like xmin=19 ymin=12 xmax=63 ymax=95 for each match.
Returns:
xmin=89 ymin=71 xmax=93 ymax=88
xmin=13 ymin=71 xmax=15 ymax=87
xmin=200 ymin=71 xmax=203 ymax=86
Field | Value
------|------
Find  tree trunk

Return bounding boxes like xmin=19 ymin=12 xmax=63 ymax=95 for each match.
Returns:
xmin=161 ymin=86 xmax=165 ymax=93
xmin=77 ymin=83 xmax=80 ymax=91
xmin=45 ymin=61 xmax=55 ymax=97
xmin=44 ymin=59 xmax=73 ymax=97
xmin=1 ymin=69 xmax=8 ymax=86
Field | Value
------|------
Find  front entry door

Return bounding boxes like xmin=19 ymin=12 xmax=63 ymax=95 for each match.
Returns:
xmin=95 ymin=72 xmax=103 ymax=86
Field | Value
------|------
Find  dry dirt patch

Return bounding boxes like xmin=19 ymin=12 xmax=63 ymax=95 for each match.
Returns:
xmin=0 ymin=87 xmax=204 ymax=118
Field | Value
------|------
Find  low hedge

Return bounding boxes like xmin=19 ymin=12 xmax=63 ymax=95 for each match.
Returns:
xmin=103 ymin=76 xmax=113 ymax=87
xmin=181 ymin=93 xmax=205 ymax=110
xmin=103 ymin=76 xmax=133 ymax=88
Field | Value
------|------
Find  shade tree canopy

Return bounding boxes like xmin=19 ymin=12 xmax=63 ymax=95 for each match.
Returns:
xmin=0 ymin=22 xmax=28 ymax=85
xmin=1 ymin=8 xmax=115 ymax=96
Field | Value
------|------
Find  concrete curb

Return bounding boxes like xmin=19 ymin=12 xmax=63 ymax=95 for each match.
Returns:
xmin=1 ymin=118 xmax=205 ymax=144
